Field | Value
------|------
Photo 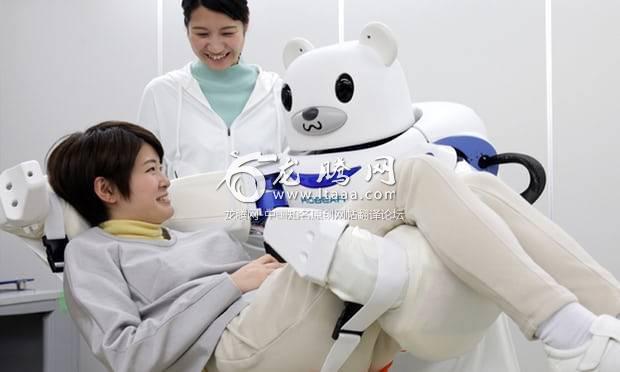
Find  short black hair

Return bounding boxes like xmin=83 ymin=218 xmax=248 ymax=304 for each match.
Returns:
xmin=46 ymin=121 xmax=164 ymax=227
xmin=182 ymin=0 xmax=250 ymax=27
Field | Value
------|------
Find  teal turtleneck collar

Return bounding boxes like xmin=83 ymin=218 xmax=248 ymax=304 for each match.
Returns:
xmin=191 ymin=60 xmax=259 ymax=127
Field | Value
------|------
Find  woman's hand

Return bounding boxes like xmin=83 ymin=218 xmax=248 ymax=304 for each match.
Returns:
xmin=231 ymin=255 xmax=284 ymax=293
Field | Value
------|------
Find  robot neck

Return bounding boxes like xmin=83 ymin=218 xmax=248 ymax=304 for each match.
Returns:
xmin=292 ymin=127 xmax=412 ymax=156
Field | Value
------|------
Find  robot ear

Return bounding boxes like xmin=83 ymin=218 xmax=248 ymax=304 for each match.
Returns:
xmin=359 ymin=22 xmax=398 ymax=66
xmin=283 ymin=38 xmax=315 ymax=69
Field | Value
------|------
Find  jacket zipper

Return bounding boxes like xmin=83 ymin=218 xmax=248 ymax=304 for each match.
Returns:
xmin=227 ymin=126 xmax=233 ymax=167
xmin=224 ymin=83 xmax=275 ymax=165
xmin=230 ymin=92 xmax=273 ymax=128
xmin=226 ymin=92 xmax=270 ymax=165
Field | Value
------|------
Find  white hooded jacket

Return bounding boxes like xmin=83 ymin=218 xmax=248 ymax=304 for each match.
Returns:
xmin=138 ymin=63 xmax=287 ymax=178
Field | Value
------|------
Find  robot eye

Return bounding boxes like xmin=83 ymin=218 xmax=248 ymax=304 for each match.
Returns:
xmin=335 ymin=73 xmax=354 ymax=103
xmin=281 ymin=84 xmax=293 ymax=112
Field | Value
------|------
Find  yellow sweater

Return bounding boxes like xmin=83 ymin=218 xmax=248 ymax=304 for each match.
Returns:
xmin=99 ymin=220 xmax=166 ymax=240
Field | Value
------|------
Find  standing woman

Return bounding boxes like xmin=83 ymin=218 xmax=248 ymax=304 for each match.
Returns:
xmin=138 ymin=0 xmax=286 ymax=179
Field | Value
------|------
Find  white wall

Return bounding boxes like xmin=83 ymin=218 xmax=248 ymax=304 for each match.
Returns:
xmin=1 ymin=1 xmax=619 ymax=371
xmin=0 ymin=0 xmax=158 ymax=170
xmin=553 ymin=0 xmax=620 ymax=270
xmin=0 ymin=0 xmax=6 ymax=168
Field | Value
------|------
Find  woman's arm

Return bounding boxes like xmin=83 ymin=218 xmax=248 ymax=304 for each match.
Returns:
xmin=137 ymin=83 xmax=177 ymax=178
xmin=137 ymin=83 xmax=160 ymax=138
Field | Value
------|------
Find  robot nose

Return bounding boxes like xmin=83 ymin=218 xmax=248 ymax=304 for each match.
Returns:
xmin=302 ymin=107 xmax=319 ymax=121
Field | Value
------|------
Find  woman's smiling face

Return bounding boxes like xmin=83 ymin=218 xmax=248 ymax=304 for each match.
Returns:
xmin=108 ymin=143 xmax=174 ymax=224
xmin=187 ymin=6 xmax=246 ymax=70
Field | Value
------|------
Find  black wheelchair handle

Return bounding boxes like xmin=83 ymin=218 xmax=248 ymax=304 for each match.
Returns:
xmin=478 ymin=153 xmax=547 ymax=204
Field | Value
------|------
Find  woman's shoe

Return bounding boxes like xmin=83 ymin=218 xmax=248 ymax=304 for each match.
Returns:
xmin=545 ymin=315 xmax=620 ymax=372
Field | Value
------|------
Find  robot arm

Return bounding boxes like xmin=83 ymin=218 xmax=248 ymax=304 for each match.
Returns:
xmin=412 ymin=101 xmax=498 ymax=173
xmin=413 ymin=101 xmax=546 ymax=203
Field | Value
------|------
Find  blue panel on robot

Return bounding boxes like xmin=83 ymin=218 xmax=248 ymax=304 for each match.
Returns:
xmin=435 ymin=136 xmax=499 ymax=175
xmin=297 ymin=166 xmax=363 ymax=189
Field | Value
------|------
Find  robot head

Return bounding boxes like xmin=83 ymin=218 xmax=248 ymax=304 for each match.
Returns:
xmin=281 ymin=22 xmax=415 ymax=152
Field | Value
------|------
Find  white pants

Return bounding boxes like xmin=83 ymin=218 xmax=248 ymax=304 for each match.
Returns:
xmin=206 ymin=265 xmax=399 ymax=372
xmin=350 ymin=156 xmax=620 ymax=340
xmin=208 ymin=155 xmax=620 ymax=370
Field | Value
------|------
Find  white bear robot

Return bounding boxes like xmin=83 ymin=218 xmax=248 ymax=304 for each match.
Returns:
xmin=263 ymin=22 xmax=545 ymax=372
